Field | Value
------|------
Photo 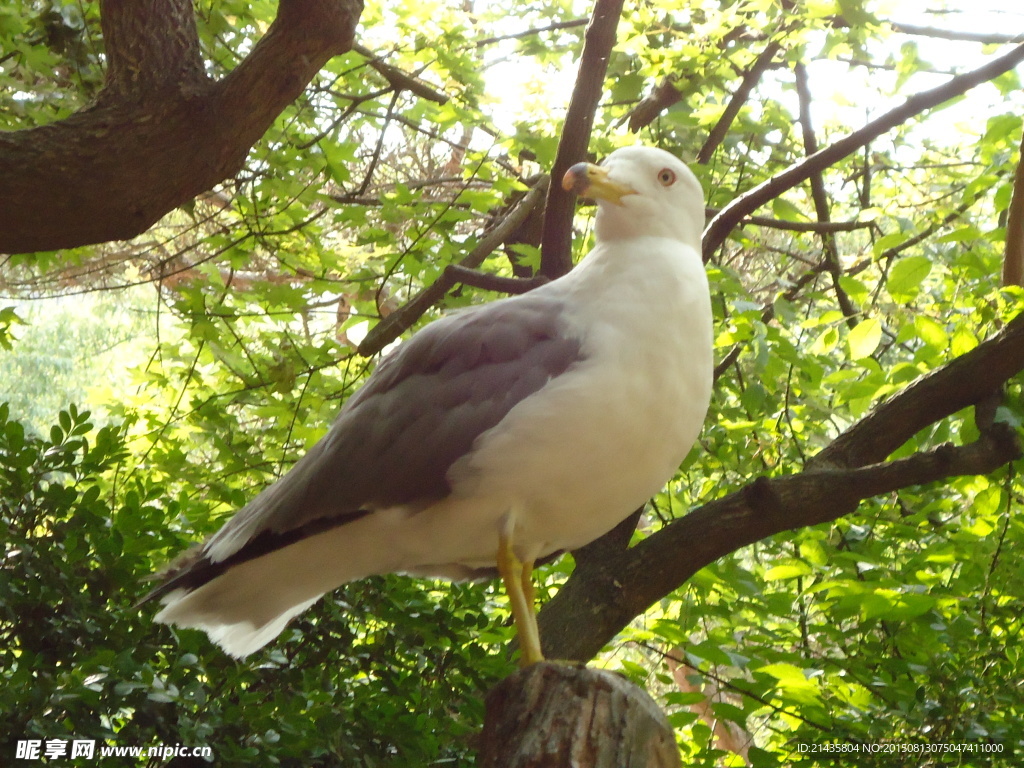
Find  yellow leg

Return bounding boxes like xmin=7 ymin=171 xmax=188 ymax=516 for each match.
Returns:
xmin=519 ymin=555 xmax=539 ymax=662
xmin=497 ymin=518 xmax=544 ymax=666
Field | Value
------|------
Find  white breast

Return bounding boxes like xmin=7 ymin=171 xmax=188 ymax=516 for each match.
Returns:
xmin=442 ymin=235 xmax=713 ymax=565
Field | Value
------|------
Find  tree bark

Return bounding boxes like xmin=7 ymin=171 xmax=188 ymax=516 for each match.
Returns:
xmin=478 ymin=662 xmax=680 ymax=768
xmin=0 ymin=0 xmax=362 ymax=255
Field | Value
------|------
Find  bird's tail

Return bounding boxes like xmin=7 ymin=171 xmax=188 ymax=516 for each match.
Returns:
xmin=151 ymin=516 xmax=411 ymax=658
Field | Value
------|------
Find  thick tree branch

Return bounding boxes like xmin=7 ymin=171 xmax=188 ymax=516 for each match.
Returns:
xmin=626 ymin=78 xmax=683 ymax=135
xmin=98 ymin=0 xmax=207 ymax=101
xmin=542 ymin=427 xmax=1020 ymax=662
xmin=0 ymin=0 xmax=363 ymax=255
xmin=812 ymin=310 xmax=1024 ymax=470
xmin=539 ymin=0 xmax=625 ymax=279
xmin=702 ymin=42 xmax=1024 ymax=261
xmin=572 ymin=508 xmax=644 ymax=572
xmin=539 ymin=309 xmax=1024 ymax=662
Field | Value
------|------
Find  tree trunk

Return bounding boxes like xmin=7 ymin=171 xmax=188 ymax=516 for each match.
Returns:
xmin=478 ymin=662 xmax=681 ymax=768
xmin=0 ymin=0 xmax=362 ymax=255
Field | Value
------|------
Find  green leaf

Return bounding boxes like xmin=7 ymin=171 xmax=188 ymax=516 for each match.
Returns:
xmin=810 ymin=326 xmax=839 ymax=355
xmin=711 ymin=701 xmax=748 ymax=725
xmin=771 ymin=198 xmax=807 ymax=222
xmin=936 ymin=225 xmax=983 ymax=243
xmin=914 ymin=315 xmax=949 ymax=354
xmin=763 ymin=561 xmax=812 ymax=580
xmin=873 ymin=232 xmax=908 ymax=257
xmin=848 ymin=317 xmax=882 ymax=360
xmin=757 ymin=663 xmax=807 ymax=683
xmin=887 ymin=255 xmax=932 ymax=301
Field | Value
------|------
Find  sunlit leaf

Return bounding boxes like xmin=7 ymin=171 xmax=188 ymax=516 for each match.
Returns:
xmin=847 ymin=317 xmax=882 ymax=360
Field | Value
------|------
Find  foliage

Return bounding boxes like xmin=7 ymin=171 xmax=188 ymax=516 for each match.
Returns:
xmin=0 ymin=292 xmax=153 ymax=432
xmin=2 ymin=0 xmax=1024 ymax=765
xmin=0 ymin=404 xmax=512 ymax=764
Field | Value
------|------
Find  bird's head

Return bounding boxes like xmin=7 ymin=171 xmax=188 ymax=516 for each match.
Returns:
xmin=562 ymin=146 xmax=704 ymax=250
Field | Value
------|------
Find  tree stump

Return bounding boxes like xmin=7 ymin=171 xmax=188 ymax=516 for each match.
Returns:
xmin=478 ymin=662 xmax=681 ymax=768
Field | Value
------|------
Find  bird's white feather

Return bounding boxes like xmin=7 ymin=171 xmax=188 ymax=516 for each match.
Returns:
xmin=151 ymin=146 xmax=714 ymax=657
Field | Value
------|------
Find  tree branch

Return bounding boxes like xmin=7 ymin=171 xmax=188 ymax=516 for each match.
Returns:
xmin=539 ymin=0 xmax=625 ymax=279
xmin=351 ymin=43 xmax=450 ymax=105
xmin=812 ymin=310 xmax=1024 ymax=470
xmin=98 ymin=0 xmax=207 ymax=101
xmin=705 ymin=211 xmax=874 ymax=233
xmin=357 ymin=178 xmax=549 ymax=356
xmin=793 ymin=61 xmax=859 ymax=327
xmin=1002 ymin=128 xmax=1024 ymax=287
xmin=474 ymin=18 xmax=589 ymax=48
xmin=0 ymin=0 xmax=363 ymax=255
xmin=694 ymin=41 xmax=782 ymax=164
xmin=625 ymin=77 xmax=683 ymax=134
xmin=887 ymin=22 xmax=1024 ymax=46
xmin=542 ymin=426 xmax=1020 ymax=662
xmin=442 ymin=265 xmax=549 ymax=295
xmin=539 ymin=309 xmax=1024 ymax=662
xmin=702 ymin=42 xmax=1024 ymax=261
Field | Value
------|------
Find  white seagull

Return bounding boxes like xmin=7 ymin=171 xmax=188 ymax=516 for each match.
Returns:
xmin=141 ymin=145 xmax=714 ymax=664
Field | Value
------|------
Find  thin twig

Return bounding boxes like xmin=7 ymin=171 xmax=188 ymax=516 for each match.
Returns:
xmin=1002 ymin=126 xmax=1024 ymax=287
xmin=794 ymin=61 xmax=859 ymax=328
xmin=728 ymin=213 xmax=874 ymax=233
xmin=443 ymin=264 xmax=550 ymax=294
xmin=887 ymin=21 xmax=1024 ymax=46
xmin=474 ymin=19 xmax=588 ymax=48
xmin=695 ymin=41 xmax=783 ymax=164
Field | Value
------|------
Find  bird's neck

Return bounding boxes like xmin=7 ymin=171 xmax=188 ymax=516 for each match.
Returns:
xmin=570 ymin=235 xmax=705 ymax=297
xmin=595 ymin=204 xmax=704 ymax=246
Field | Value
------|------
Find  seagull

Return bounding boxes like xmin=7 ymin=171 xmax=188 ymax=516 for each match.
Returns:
xmin=141 ymin=145 xmax=714 ymax=664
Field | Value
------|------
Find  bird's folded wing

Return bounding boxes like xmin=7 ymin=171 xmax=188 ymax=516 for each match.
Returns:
xmin=140 ymin=292 xmax=584 ymax=602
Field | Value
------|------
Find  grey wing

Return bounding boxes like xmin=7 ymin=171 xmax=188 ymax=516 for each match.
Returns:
xmin=142 ymin=293 xmax=583 ymax=599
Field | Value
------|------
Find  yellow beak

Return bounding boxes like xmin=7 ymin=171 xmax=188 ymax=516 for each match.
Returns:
xmin=561 ymin=162 xmax=636 ymax=206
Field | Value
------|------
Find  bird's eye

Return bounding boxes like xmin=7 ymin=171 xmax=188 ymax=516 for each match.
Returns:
xmin=657 ymin=168 xmax=676 ymax=186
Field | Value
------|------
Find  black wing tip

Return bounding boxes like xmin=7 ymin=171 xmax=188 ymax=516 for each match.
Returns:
xmin=133 ymin=544 xmax=214 ymax=610
xmin=135 ymin=508 xmax=377 ymax=611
